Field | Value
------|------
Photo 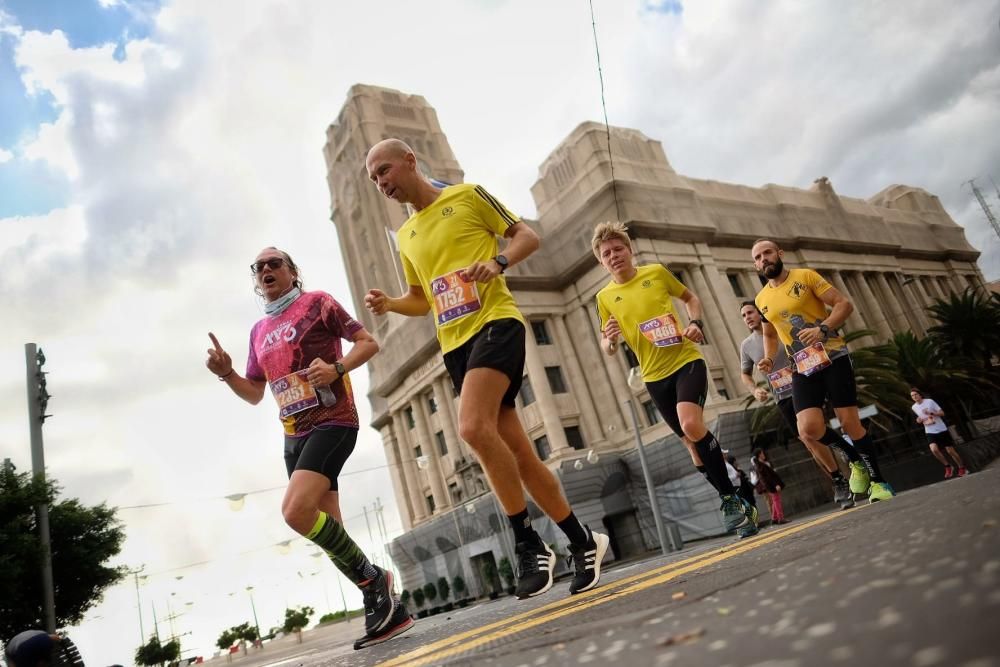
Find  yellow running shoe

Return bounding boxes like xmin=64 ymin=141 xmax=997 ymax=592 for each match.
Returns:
xmin=868 ymin=481 xmax=895 ymax=503
xmin=849 ymin=461 xmax=871 ymax=494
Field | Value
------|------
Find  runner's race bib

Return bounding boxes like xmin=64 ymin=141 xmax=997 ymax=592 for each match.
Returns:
xmin=793 ymin=342 xmax=832 ymax=376
xmin=431 ymin=270 xmax=482 ymax=325
xmin=270 ymin=370 xmax=318 ymax=418
xmin=767 ymin=367 xmax=794 ymax=396
xmin=639 ymin=313 xmax=683 ymax=347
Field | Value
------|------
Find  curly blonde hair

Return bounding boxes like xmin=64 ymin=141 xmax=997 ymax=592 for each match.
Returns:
xmin=591 ymin=221 xmax=633 ymax=260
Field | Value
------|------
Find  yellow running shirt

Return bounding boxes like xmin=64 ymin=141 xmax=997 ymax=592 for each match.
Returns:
xmin=754 ymin=268 xmax=848 ymax=362
xmin=596 ymin=264 xmax=703 ymax=382
xmin=398 ymin=183 xmax=526 ymax=353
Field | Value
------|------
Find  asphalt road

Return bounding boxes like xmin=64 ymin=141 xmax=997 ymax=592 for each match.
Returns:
xmin=208 ymin=460 xmax=1000 ymax=667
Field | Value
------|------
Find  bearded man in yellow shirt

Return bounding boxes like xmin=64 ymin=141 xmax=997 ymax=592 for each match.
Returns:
xmin=752 ymin=239 xmax=894 ymax=503
xmin=592 ymin=221 xmax=759 ymax=539
xmin=364 ymin=139 xmax=609 ymax=599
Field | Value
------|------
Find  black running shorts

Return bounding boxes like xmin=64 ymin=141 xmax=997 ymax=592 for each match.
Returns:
xmin=777 ymin=395 xmax=797 ymax=432
xmin=791 ymin=354 xmax=857 ymax=413
xmin=443 ymin=318 xmax=526 ymax=407
xmin=644 ymin=359 xmax=708 ymax=439
xmin=925 ymin=429 xmax=955 ymax=448
xmin=284 ymin=424 xmax=358 ymax=490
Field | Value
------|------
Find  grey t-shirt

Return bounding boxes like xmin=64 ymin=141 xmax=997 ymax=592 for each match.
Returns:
xmin=740 ymin=330 xmax=793 ymax=400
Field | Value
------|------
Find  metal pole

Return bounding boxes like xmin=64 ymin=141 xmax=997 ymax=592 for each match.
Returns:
xmin=625 ymin=399 xmax=674 ymax=555
xmin=362 ymin=505 xmax=377 ymax=566
xmin=246 ymin=588 xmax=261 ymax=639
xmin=132 ymin=570 xmax=146 ymax=642
xmin=334 ymin=572 xmax=350 ymax=622
xmin=25 ymin=343 xmax=56 ymax=632
xmin=151 ymin=600 xmax=160 ymax=641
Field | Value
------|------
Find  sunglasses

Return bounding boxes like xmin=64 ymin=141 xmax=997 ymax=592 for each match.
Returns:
xmin=251 ymin=258 xmax=286 ymax=274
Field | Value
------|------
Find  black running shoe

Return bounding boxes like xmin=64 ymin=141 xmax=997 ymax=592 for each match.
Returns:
xmin=567 ymin=526 xmax=610 ymax=595
xmin=514 ymin=539 xmax=555 ymax=599
xmin=361 ymin=566 xmax=398 ymax=637
xmin=353 ymin=599 xmax=414 ymax=650
xmin=833 ymin=476 xmax=856 ymax=509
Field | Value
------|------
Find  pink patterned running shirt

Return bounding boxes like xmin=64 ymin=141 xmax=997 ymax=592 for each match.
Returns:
xmin=245 ymin=291 xmax=363 ymax=436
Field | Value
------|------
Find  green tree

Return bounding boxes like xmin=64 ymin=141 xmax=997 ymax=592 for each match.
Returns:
xmin=135 ymin=635 xmax=180 ymax=667
xmin=451 ymin=575 xmax=466 ymax=599
xmin=0 ymin=464 xmax=126 ymax=642
xmin=282 ymin=605 xmax=314 ymax=633
xmin=422 ymin=581 xmax=437 ymax=606
xmin=216 ymin=629 xmax=236 ymax=651
xmin=412 ymin=587 xmax=425 ymax=609
xmin=927 ymin=287 xmax=1000 ymax=372
xmin=498 ymin=557 xmax=515 ymax=590
xmin=436 ymin=576 xmax=450 ymax=602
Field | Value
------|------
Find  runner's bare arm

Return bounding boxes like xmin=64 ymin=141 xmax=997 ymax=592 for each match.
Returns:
xmin=601 ymin=316 xmax=621 ymax=356
xmin=678 ymin=289 xmax=705 ymax=343
xmin=206 ymin=333 xmax=266 ymax=404
xmin=798 ymin=287 xmax=853 ymax=345
xmin=364 ymin=285 xmax=430 ymax=317
xmin=758 ymin=322 xmax=778 ymax=373
xmin=335 ymin=327 xmax=380 ymax=376
xmin=461 ymin=222 xmax=541 ymax=283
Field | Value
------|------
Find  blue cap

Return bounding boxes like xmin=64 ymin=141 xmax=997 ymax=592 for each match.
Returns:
xmin=5 ymin=631 xmax=55 ymax=666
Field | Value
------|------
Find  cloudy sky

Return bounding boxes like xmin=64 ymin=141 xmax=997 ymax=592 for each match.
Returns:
xmin=1 ymin=0 xmax=998 ymax=663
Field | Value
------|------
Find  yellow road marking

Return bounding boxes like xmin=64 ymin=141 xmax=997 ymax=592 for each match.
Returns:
xmin=378 ymin=507 xmax=864 ymax=666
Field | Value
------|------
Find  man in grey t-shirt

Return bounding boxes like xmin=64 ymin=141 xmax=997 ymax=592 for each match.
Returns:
xmin=738 ymin=301 xmax=858 ymax=509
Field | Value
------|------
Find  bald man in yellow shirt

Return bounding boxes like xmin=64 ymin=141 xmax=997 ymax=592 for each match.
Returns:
xmin=752 ymin=239 xmax=894 ymax=503
xmin=364 ymin=139 xmax=609 ymax=600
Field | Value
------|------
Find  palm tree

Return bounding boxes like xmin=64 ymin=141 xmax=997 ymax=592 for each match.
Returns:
xmin=926 ymin=287 xmax=1000 ymax=372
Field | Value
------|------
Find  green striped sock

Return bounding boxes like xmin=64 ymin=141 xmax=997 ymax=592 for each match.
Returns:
xmin=306 ymin=511 xmax=377 ymax=585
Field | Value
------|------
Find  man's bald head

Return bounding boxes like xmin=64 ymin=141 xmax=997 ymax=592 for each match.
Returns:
xmin=367 ymin=138 xmax=414 ymax=164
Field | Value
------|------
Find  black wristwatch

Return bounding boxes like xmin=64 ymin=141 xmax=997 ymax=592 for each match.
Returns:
xmin=818 ymin=324 xmax=830 ymax=338
xmin=689 ymin=319 xmax=704 ymax=330
xmin=494 ymin=254 xmax=509 ymax=274
xmin=334 ymin=361 xmax=346 ymax=377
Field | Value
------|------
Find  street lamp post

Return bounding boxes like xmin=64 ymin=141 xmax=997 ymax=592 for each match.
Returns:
xmin=246 ymin=586 xmax=261 ymax=641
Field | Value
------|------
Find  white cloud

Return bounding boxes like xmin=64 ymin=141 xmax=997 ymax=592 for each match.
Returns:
xmin=2 ymin=0 xmax=999 ymax=663
xmin=0 ymin=147 xmax=13 ymax=162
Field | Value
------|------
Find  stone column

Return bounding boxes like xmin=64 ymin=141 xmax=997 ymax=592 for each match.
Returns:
xmin=567 ymin=305 xmax=628 ymax=437
xmin=847 ymin=272 xmax=893 ymax=342
xmin=524 ymin=324 xmax=571 ymax=453
xmin=433 ymin=376 xmax=467 ymax=461
xmin=828 ymin=271 xmax=870 ymax=342
xmin=899 ymin=276 xmax=931 ymax=334
xmin=871 ymin=272 xmax=909 ymax=334
xmin=883 ymin=273 xmax=924 ymax=334
xmin=936 ymin=276 xmax=955 ymax=297
xmin=948 ymin=271 xmax=968 ymax=294
xmin=685 ymin=264 xmax=741 ymax=395
xmin=920 ymin=276 xmax=943 ymax=302
xmin=392 ymin=413 xmax=428 ymax=522
xmin=550 ymin=314 xmax=605 ymax=448
xmin=412 ymin=394 xmax=449 ymax=511
xmin=380 ymin=424 xmax=414 ymax=531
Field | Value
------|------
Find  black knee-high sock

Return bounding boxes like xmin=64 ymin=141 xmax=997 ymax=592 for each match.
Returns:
xmin=850 ymin=432 xmax=885 ymax=483
xmin=508 ymin=508 xmax=539 ymax=545
xmin=819 ymin=428 xmax=861 ymax=463
xmin=696 ymin=464 xmax=718 ymax=491
xmin=556 ymin=511 xmax=589 ymax=546
xmin=693 ymin=433 xmax=736 ymax=497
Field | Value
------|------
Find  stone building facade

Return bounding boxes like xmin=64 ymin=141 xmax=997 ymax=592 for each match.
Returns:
xmin=323 ymin=84 xmax=986 ymax=594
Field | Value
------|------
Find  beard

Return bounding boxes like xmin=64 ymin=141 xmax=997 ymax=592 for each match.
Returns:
xmin=762 ymin=258 xmax=784 ymax=279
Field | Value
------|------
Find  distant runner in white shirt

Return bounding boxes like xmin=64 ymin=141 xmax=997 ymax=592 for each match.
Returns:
xmin=910 ymin=388 xmax=967 ymax=479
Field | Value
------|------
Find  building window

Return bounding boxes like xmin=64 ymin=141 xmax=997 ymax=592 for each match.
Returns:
xmin=642 ymin=400 xmax=662 ymax=426
xmin=673 ymin=269 xmax=686 ymax=286
xmin=715 ymin=378 xmax=730 ymax=400
xmin=404 ymin=406 xmax=415 ymax=429
xmin=545 ymin=366 xmax=568 ymax=394
xmin=531 ymin=320 xmax=552 ymax=345
xmin=727 ymin=272 xmax=746 ymax=298
xmin=414 ymin=445 xmax=423 ymax=459
xmin=435 ymin=430 xmax=448 ymax=456
xmin=426 ymin=495 xmax=435 ymax=514
xmin=564 ymin=426 xmax=585 ymax=451
xmin=449 ymin=482 xmax=462 ymax=503
xmin=534 ymin=435 xmax=551 ymax=461
xmin=428 ymin=395 xmax=438 ymax=414
xmin=520 ymin=376 xmax=536 ymax=406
